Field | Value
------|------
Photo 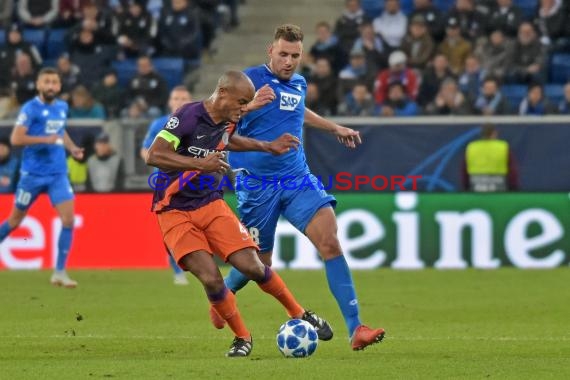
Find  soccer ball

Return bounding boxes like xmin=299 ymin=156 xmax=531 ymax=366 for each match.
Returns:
xmin=276 ymin=319 xmax=318 ymax=358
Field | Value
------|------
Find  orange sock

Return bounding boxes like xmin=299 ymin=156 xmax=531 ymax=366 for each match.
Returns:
xmin=210 ymin=290 xmax=250 ymax=339
xmin=257 ymin=267 xmax=304 ymax=318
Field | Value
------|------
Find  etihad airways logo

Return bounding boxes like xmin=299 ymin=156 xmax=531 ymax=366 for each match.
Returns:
xmin=279 ymin=92 xmax=301 ymax=111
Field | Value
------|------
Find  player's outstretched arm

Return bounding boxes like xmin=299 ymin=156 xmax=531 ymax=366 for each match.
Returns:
xmin=10 ymin=125 xmax=59 ymax=146
xmin=146 ymin=136 xmax=229 ymax=174
xmin=226 ymin=133 xmax=300 ymax=155
xmin=304 ymin=108 xmax=362 ymax=148
xmin=244 ymin=84 xmax=276 ymax=113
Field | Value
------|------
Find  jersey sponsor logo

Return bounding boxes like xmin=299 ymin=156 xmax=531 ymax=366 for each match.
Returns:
xmin=165 ymin=116 xmax=179 ymax=129
xmin=46 ymin=120 xmax=65 ymax=134
xmin=279 ymin=92 xmax=301 ymax=111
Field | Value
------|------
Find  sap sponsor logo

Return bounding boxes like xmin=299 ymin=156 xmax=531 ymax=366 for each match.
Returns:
xmin=279 ymin=92 xmax=301 ymax=111
xmin=46 ymin=120 xmax=65 ymax=133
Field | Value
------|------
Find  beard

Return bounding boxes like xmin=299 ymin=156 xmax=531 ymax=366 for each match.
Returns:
xmin=40 ymin=90 xmax=58 ymax=102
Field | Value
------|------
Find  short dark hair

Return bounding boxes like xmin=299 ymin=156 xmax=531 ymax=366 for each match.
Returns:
xmin=37 ymin=67 xmax=60 ymax=80
xmin=481 ymin=123 xmax=497 ymax=139
xmin=274 ymin=24 xmax=304 ymax=42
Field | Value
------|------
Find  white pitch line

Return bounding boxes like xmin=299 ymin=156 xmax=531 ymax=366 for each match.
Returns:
xmin=1 ymin=335 xmax=569 ymax=342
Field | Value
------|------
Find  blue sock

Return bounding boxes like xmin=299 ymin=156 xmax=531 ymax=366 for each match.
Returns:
xmin=224 ymin=267 xmax=250 ymax=293
xmin=0 ymin=221 xmax=12 ymax=242
xmin=168 ymin=253 xmax=183 ymax=274
xmin=325 ymin=255 xmax=361 ymax=337
xmin=56 ymin=227 xmax=73 ymax=271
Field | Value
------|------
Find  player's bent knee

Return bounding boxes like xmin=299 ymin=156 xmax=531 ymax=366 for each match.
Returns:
xmin=258 ymin=252 xmax=272 ymax=266
xmin=316 ymin=239 xmax=342 ymax=260
xmin=200 ymin=273 xmax=225 ymax=293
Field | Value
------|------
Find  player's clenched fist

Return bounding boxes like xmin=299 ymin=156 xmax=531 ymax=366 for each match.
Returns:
xmin=200 ymin=152 xmax=230 ymax=173
xmin=247 ymin=84 xmax=276 ymax=112
xmin=266 ymin=133 xmax=300 ymax=155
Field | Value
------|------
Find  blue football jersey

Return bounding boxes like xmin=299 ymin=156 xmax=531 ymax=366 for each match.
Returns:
xmin=229 ymin=65 xmax=310 ymax=178
xmin=16 ymin=96 xmax=68 ymax=175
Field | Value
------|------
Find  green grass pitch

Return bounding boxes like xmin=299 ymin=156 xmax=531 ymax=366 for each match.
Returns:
xmin=1 ymin=269 xmax=569 ymax=379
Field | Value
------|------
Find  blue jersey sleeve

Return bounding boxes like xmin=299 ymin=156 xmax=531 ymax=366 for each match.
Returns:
xmin=15 ymin=102 xmax=34 ymax=128
xmin=142 ymin=117 xmax=166 ymax=149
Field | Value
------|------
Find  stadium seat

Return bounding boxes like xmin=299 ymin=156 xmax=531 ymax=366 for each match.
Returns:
xmin=433 ymin=0 xmax=455 ymax=12
xmin=501 ymin=84 xmax=527 ymax=110
xmin=111 ymin=59 xmax=138 ymax=87
xmin=361 ymin=0 xmax=384 ymax=19
xmin=22 ymin=29 xmax=46 ymax=54
xmin=544 ymin=84 xmax=565 ymax=104
xmin=514 ymin=0 xmax=538 ymax=19
xmin=45 ymin=29 xmax=68 ymax=60
xmin=549 ymin=53 xmax=570 ymax=84
xmin=153 ymin=58 xmax=184 ymax=90
xmin=400 ymin=0 xmax=415 ymax=15
xmin=0 ymin=30 xmax=5 ymax=47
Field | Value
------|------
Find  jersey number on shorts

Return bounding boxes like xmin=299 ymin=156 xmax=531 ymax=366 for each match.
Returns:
xmin=16 ymin=189 xmax=32 ymax=206
xmin=248 ymin=227 xmax=260 ymax=245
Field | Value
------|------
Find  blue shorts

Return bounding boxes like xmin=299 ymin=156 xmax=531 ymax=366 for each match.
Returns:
xmin=235 ymin=173 xmax=336 ymax=253
xmin=14 ymin=172 xmax=74 ymax=210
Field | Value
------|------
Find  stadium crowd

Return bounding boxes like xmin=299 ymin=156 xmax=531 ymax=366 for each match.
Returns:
xmin=304 ymin=0 xmax=570 ymax=116
xmin=0 ymin=0 xmax=241 ymax=120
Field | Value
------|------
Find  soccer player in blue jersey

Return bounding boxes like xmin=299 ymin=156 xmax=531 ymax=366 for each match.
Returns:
xmin=217 ymin=24 xmax=385 ymax=350
xmin=140 ymin=85 xmax=193 ymax=285
xmin=0 ymin=68 xmax=84 ymax=287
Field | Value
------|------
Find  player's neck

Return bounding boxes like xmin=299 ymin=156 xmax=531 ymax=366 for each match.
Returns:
xmin=203 ymin=98 xmax=225 ymax=125
xmin=38 ymin=95 xmax=56 ymax=105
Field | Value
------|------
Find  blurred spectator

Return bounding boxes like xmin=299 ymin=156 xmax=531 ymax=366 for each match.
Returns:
xmin=400 ymin=14 xmax=435 ymax=71
xmin=0 ymin=23 xmax=42 ymax=90
xmin=120 ymin=96 xmax=159 ymax=119
xmin=417 ymin=53 xmax=455 ymax=106
xmin=534 ymin=0 xmax=567 ymax=48
xmin=10 ymin=52 xmax=37 ymax=105
xmin=473 ymin=77 xmax=511 ymax=115
xmin=57 ymin=53 xmax=80 ymax=101
xmin=67 ymin=155 xmax=88 ymax=192
xmin=334 ymin=0 xmax=370 ymax=55
xmin=308 ymin=58 xmax=338 ymax=116
xmin=157 ymin=0 xmax=202 ymax=60
xmin=351 ymin=22 xmax=387 ymax=73
xmin=116 ymin=0 xmax=156 ymax=58
xmin=91 ymin=70 xmax=126 ymax=118
xmin=310 ymin=21 xmax=345 ymax=73
xmin=305 ymin=83 xmax=326 ymax=115
xmin=58 ymin=0 xmax=92 ymax=27
xmin=374 ymin=50 xmax=419 ymax=104
xmin=458 ymin=55 xmax=486 ymax=102
xmin=518 ymin=83 xmax=557 ymax=115
xmin=69 ymin=84 xmax=106 ymax=119
xmin=474 ymin=29 xmax=513 ymax=82
xmin=0 ymin=0 xmax=14 ymax=29
xmin=78 ymin=1 xmax=115 ymax=44
xmin=146 ymin=0 xmax=164 ymax=21
xmin=505 ymin=22 xmax=547 ymax=85
xmin=87 ymin=132 xmax=124 ymax=192
xmin=195 ymin=0 xmax=219 ymax=56
xmin=0 ymin=137 xmax=18 ymax=193
xmin=425 ymin=77 xmax=471 ymax=115
xmin=69 ymin=27 xmax=112 ymax=88
xmin=377 ymin=82 xmax=419 ymax=116
xmin=128 ymin=56 xmax=168 ymax=112
xmin=485 ymin=0 xmax=523 ymax=38
xmin=438 ymin=17 xmax=472 ymax=74
xmin=558 ymin=82 xmax=570 ymax=114
xmin=372 ymin=0 xmax=408 ymax=49
xmin=0 ymin=87 xmax=18 ymax=118
xmin=17 ymin=0 xmax=59 ymax=28
xmin=462 ymin=123 xmax=518 ymax=192
xmin=447 ymin=0 xmax=486 ymax=41
xmin=338 ymin=47 xmax=376 ymax=100
xmin=409 ymin=0 xmax=446 ymax=42
xmin=338 ymin=82 xmax=376 ymax=116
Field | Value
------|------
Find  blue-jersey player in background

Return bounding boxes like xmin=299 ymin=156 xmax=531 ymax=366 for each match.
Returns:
xmin=212 ymin=24 xmax=385 ymax=350
xmin=0 ymin=68 xmax=84 ymax=288
xmin=140 ymin=85 xmax=192 ymax=285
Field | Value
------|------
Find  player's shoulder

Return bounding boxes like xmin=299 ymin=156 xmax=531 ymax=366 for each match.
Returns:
xmin=290 ymin=72 xmax=307 ymax=86
xmin=53 ymin=99 xmax=69 ymax=110
xmin=20 ymin=97 xmax=40 ymax=113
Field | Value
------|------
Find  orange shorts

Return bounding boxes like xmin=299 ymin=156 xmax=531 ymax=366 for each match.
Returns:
xmin=156 ymin=199 xmax=258 ymax=264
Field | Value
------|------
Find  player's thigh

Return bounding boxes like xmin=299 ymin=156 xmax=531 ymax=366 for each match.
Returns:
xmin=156 ymin=209 xmax=212 ymax=268
xmin=48 ymin=173 xmax=74 ymax=209
xmin=198 ymin=199 xmax=258 ymax=262
xmin=236 ymin=185 xmax=281 ymax=253
xmin=13 ymin=172 xmax=46 ymax=211
xmin=282 ymin=173 xmax=337 ymax=234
